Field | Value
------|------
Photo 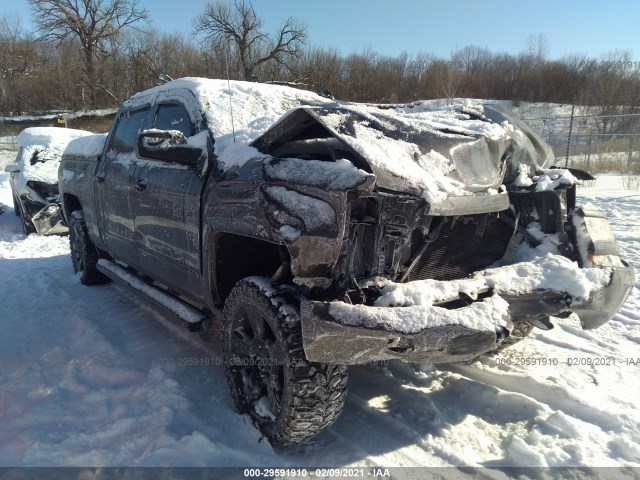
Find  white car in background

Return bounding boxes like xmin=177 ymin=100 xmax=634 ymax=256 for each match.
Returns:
xmin=4 ymin=127 xmax=92 ymax=235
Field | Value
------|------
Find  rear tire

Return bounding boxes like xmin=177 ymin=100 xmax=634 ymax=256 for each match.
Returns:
xmin=222 ymin=278 xmax=348 ymax=445
xmin=69 ymin=210 xmax=109 ymax=285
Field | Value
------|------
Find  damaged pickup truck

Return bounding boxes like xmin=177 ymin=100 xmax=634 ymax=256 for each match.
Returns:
xmin=58 ymin=78 xmax=635 ymax=445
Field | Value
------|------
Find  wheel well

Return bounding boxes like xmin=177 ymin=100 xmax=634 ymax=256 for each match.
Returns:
xmin=63 ymin=194 xmax=82 ymax=221
xmin=213 ymin=233 xmax=289 ymax=306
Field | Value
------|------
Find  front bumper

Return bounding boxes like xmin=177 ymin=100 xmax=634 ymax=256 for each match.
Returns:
xmin=572 ymin=264 xmax=635 ymax=330
xmin=301 ymin=296 xmax=510 ymax=364
xmin=300 ymin=264 xmax=635 ymax=365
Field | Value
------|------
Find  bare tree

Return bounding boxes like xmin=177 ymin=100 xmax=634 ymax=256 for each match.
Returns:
xmin=587 ymin=51 xmax=636 ymax=134
xmin=452 ymin=45 xmax=491 ymax=74
xmin=193 ymin=0 xmax=306 ymax=81
xmin=526 ymin=34 xmax=550 ymax=65
xmin=431 ymin=57 xmax=463 ymax=105
xmin=0 ymin=15 xmax=39 ymax=112
xmin=118 ymin=29 xmax=209 ymax=94
xmin=292 ymin=47 xmax=343 ymax=96
xmin=0 ymin=15 xmax=36 ymax=77
xmin=29 ymin=0 xmax=147 ymax=105
xmin=343 ymin=49 xmax=380 ymax=102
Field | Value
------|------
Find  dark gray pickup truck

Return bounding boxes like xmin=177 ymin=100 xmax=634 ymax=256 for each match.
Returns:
xmin=58 ymin=78 xmax=635 ymax=445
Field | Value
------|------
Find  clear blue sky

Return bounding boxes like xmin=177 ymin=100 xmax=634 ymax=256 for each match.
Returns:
xmin=3 ymin=0 xmax=639 ymax=60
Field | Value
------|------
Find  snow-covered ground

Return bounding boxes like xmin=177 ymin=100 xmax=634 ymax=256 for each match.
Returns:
xmin=0 ymin=172 xmax=638 ymax=469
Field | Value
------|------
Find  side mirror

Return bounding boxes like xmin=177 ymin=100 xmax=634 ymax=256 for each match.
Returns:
xmin=4 ymin=163 xmax=20 ymax=173
xmin=137 ymin=130 xmax=204 ymax=166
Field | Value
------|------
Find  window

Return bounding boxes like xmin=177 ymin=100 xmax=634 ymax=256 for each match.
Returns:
xmin=108 ymin=107 xmax=150 ymax=154
xmin=153 ymin=104 xmax=192 ymax=138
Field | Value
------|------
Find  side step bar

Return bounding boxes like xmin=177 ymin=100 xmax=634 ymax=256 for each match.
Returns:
xmin=97 ymin=259 xmax=206 ymax=332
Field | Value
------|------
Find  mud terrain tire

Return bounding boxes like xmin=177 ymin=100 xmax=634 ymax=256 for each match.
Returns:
xmin=69 ymin=210 xmax=109 ymax=285
xmin=222 ymin=278 xmax=348 ymax=445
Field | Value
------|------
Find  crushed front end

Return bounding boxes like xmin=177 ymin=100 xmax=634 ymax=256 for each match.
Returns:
xmin=252 ymin=101 xmax=635 ymax=365
xmin=299 ymin=180 xmax=634 ymax=365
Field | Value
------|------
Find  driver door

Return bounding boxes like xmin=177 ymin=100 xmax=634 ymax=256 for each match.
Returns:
xmin=132 ymin=102 xmax=206 ymax=297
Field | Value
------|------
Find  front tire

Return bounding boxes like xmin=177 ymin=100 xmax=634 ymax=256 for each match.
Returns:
xmin=222 ymin=278 xmax=348 ymax=445
xmin=69 ymin=210 xmax=109 ymax=285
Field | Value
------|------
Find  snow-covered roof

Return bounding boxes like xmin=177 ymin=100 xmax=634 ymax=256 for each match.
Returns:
xmin=18 ymin=127 xmax=92 ymax=149
xmin=124 ymin=77 xmax=332 ymax=150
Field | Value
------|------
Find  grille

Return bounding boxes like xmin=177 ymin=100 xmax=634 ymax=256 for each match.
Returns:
xmin=408 ymin=215 xmax=514 ymax=282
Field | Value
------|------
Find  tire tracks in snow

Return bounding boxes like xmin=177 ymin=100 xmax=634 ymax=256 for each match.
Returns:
xmin=444 ymin=363 xmax=626 ymax=434
xmin=338 ymin=364 xmax=484 ymax=467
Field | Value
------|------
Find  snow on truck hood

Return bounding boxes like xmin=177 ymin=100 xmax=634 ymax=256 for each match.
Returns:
xmin=64 ymin=133 xmax=108 ymax=157
xmin=254 ymin=102 xmax=556 ymax=203
xmin=125 ymin=78 xmax=554 ymax=203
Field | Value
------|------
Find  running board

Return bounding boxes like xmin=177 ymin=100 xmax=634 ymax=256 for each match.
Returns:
xmin=97 ymin=259 xmax=205 ymax=332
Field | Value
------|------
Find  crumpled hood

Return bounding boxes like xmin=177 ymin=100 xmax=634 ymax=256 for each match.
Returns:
xmin=253 ymin=102 xmax=553 ymax=204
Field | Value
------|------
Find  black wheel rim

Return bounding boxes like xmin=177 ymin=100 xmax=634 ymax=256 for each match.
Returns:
xmin=229 ymin=305 xmax=286 ymax=422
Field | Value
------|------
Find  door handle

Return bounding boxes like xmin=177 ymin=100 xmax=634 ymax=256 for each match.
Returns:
xmin=135 ymin=179 xmax=148 ymax=191
xmin=95 ymin=172 xmax=105 ymax=183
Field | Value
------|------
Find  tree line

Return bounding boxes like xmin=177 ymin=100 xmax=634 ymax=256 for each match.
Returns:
xmin=1 ymin=0 xmax=639 ymax=119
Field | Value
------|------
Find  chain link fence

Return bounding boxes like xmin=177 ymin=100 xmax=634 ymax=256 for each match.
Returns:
xmin=520 ymin=107 xmax=640 ymax=192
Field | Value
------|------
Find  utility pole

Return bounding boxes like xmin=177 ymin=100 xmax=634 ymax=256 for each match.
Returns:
xmin=565 ymin=94 xmax=576 ymax=168
xmin=586 ymin=127 xmax=593 ymax=172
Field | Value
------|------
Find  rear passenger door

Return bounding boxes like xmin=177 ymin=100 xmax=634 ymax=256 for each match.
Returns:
xmin=132 ymin=102 xmax=205 ymax=296
xmin=95 ymin=106 xmax=151 ymax=265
